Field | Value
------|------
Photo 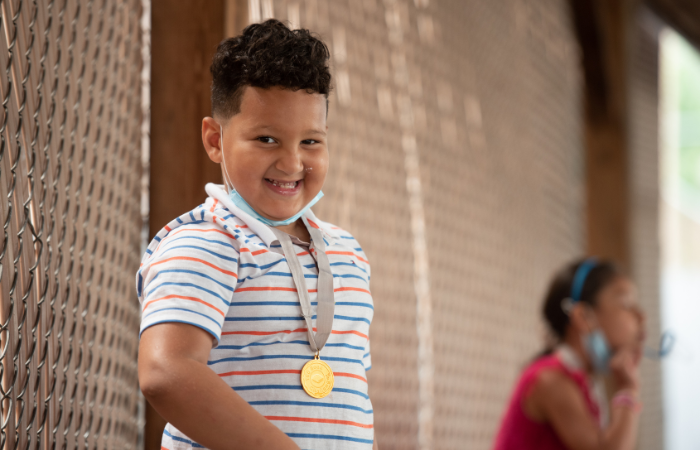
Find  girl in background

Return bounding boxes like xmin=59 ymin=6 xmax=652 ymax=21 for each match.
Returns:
xmin=493 ymin=259 xmax=645 ymax=450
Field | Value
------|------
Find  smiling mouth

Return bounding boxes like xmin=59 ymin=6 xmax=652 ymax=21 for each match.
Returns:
xmin=265 ymin=178 xmax=301 ymax=189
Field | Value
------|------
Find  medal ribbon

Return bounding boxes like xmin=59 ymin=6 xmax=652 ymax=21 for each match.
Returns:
xmin=270 ymin=218 xmax=335 ymax=354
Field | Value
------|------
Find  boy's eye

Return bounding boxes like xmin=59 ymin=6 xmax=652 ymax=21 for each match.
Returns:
xmin=302 ymin=139 xmax=319 ymax=145
xmin=257 ymin=136 xmax=276 ymax=144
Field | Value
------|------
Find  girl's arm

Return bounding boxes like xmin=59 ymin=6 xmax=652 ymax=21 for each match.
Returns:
xmin=139 ymin=323 xmax=300 ymax=450
xmin=527 ymin=350 xmax=640 ymax=450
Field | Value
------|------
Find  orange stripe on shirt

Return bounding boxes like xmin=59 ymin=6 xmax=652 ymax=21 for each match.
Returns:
xmin=335 ymin=372 xmax=368 ymax=383
xmin=265 ymin=416 xmax=373 ymax=429
xmin=240 ymin=247 xmax=269 ymax=256
xmin=335 ymin=287 xmax=371 ymax=295
xmin=151 ymin=256 xmax=238 ymax=278
xmin=143 ymin=294 xmax=225 ymax=317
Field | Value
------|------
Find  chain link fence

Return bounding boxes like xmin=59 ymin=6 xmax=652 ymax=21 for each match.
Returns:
xmin=0 ymin=0 xmax=142 ymax=448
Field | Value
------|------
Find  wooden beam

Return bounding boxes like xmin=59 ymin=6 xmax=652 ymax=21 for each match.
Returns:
xmin=569 ymin=0 xmax=636 ymax=268
xmin=646 ymin=0 xmax=700 ymax=51
xmin=147 ymin=1 xmax=225 ymax=448
xmin=225 ymin=0 xmax=249 ymax=38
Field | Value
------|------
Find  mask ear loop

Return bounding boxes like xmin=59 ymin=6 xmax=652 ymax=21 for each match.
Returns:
xmin=220 ymin=124 xmax=235 ymax=193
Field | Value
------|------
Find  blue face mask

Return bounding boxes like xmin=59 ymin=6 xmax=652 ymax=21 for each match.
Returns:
xmin=582 ymin=329 xmax=612 ymax=373
xmin=219 ymin=124 xmax=324 ymax=227
xmin=228 ymin=188 xmax=324 ymax=227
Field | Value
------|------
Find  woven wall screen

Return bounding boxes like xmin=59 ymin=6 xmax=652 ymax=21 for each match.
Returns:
xmin=258 ymin=0 xmax=586 ymax=449
xmin=0 ymin=0 xmax=142 ymax=448
xmin=629 ymin=9 xmax=664 ymax=450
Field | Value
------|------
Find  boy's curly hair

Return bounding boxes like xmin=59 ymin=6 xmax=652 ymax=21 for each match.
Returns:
xmin=210 ymin=19 xmax=332 ymax=119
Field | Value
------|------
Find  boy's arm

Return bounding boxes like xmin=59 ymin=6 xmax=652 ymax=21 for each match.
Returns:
xmin=139 ymin=322 xmax=300 ymax=450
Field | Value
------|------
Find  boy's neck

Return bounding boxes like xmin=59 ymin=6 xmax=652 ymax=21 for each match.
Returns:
xmin=274 ymin=219 xmax=311 ymax=243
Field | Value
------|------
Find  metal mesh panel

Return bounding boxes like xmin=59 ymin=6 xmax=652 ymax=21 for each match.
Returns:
xmin=629 ymin=8 xmax=664 ymax=450
xmin=0 ymin=0 xmax=142 ymax=448
xmin=263 ymin=0 xmax=584 ymax=449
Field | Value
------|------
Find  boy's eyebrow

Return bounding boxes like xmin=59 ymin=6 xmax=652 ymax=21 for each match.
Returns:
xmin=249 ymin=125 xmax=326 ymax=136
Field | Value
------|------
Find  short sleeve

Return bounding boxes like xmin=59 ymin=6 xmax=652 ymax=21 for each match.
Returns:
xmin=362 ymin=339 xmax=372 ymax=371
xmin=137 ymin=229 xmax=239 ymax=344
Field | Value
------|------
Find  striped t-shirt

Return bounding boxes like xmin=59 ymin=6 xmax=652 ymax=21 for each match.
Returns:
xmin=137 ymin=183 xmax=374 ymax=449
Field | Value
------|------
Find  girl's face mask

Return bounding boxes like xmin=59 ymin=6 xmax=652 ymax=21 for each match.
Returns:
xmin=582 ymin=328 xmax=612 ymax=374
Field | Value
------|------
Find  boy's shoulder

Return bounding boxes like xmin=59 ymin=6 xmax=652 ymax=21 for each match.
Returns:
xmin=310 ymin=217 xmax=364 ymax=249
xmin=141 ymin=196 xmax=254 ymax=263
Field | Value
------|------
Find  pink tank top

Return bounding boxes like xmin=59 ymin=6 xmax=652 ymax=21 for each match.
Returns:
xmin=492 ymin=353 xmax=601 ymax=450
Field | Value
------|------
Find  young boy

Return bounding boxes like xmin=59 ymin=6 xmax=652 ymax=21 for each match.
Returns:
xmin=137 ymin=20 xmax=375 ymax=450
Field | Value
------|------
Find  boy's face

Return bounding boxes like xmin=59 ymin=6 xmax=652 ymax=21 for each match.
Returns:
xmin=206 ymin=86 xmax=328 ymax=222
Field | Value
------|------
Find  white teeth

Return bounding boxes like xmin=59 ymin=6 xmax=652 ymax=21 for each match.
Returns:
xmin=269 ymin=179 xmax=298 ymax=189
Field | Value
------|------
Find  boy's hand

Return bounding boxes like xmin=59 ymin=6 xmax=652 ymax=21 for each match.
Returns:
xmin=139 ymin=323 xmax=300 ymax=450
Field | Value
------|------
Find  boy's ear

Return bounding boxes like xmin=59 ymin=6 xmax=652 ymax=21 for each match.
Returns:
xmin=202 ymin=117 xmax=223 ymax=163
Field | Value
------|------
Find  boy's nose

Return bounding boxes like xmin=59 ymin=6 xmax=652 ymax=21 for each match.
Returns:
xmin=275 ymin=145 xmax=305 ymax=175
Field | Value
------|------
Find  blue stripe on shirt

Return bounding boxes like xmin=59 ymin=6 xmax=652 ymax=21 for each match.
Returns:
xmin=163 ymin=429 xmax=205 ymax=448
xmin=330 ymin=261 xmax=368 ymax=274
xmin=160 ymin=244 xmax=238 ymax=262
xmin=286 ymin=433 xmax=374 ymax=444
xmin=233 ymin=384 xmax=369 ymax=399
xmin=150 ymin=269 xmax=234 ymax=291
xmin=239 ymin=260 xmax=285 ymax=270
xmin=144 ymin=307 xmax=222 ymax=328
xmin=227 ymin=300 xmax=373 ymax=310
xmin=162 ymin=234 xmax=237 ymax=250
xmin=223 ymin=314 xmax=370 ymax=325
xmin=208 ymin=354 xmax=363 ymax=366
xmin=215 ymin=340 xmax=364 ymax=352
xmin=216 ymin=340 xmax=310 ymax=350
xmin=146 ymin=281 xmax=231 ymax=306
xmin=141 ymin=319 xmax=218 ymax=342
xmin=248 ymin=400 xmax=372 ymax=414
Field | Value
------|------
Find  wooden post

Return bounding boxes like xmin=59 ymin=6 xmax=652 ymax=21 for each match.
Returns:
xmin=569 ymin=0 xmax=637 ymax=268
xmin=147 ymin=0 xmax=225 ymax=447
xmin=225 ymin=0 xmax=249 ymax=38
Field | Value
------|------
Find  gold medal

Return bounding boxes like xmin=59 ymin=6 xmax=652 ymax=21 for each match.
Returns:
xmin=301 ymin=353 xmax=334 ymax=398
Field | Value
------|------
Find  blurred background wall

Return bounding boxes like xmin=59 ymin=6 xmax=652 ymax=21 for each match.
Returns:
xmin=1 ymin=0 xmax=699 ymax=449
xmin=144 ymin=0 xmax=700 ymax=449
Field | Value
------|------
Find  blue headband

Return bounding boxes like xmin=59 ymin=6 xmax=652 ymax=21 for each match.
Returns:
xmin=570 ymin=258 xmax=598 ymax=303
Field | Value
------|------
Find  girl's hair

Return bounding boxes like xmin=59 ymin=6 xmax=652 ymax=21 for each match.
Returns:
xmin=540 ymin=258 xmax=621 ymax=356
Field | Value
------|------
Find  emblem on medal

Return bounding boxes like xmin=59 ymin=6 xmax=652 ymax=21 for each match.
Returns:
xmin=301 ymin=353 xmax=334 ymax=398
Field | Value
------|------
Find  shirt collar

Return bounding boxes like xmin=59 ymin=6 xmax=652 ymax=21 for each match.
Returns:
xmin=556 ymin=343 xmax=609 ymax=427
xmin=556 ymin=343 xmax=584 ymax=372
xmin=205 ymin=183 xmax=339 ymax=247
